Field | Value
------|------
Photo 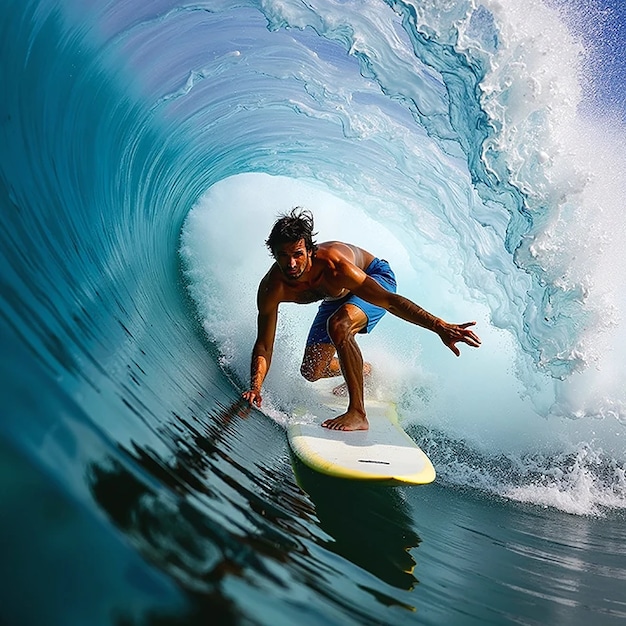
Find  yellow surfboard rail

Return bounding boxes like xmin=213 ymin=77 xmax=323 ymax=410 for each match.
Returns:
xmin=287 ymin=399 xmax=436 ymax=486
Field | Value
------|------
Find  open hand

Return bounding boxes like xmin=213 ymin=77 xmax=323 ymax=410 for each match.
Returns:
xmin=437 ymin=321 xmax=481 ymax=356
xmin=242 ymin=388 xmax=263 ymax=407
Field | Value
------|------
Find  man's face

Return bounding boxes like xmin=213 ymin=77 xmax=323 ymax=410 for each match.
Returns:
xmin=274 ymin=238 xmax=311 ymax=281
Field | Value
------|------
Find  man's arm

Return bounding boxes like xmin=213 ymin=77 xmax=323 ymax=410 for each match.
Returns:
xmin=242 ymin=280 xmax=279 ymax=407
xmin=339 ymin=262 xmax=481 ymax=355
xmin=385 ymin=292 xmax=481 ymax=355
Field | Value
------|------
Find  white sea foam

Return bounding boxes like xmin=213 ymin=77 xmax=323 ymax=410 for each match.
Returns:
xmin=180 ymin=171 xmax=625 ymax=515
xmin=178 ymin=0 xmax=626 ymax=514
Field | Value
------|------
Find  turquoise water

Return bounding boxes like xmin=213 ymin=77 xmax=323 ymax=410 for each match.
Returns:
xmin=1 ymin=0 xmax=626 ymax=624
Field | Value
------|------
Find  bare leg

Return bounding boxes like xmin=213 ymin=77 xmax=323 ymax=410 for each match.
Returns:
xmin=301 ymin=344 xmax=371 ymax=392
xmin=300 ymin=343 xmax=342 ymax=381
xmin=332 ymin=361 xmax=372 ymax=396
xmin=321 ymin=304 xmax=369 ymax=431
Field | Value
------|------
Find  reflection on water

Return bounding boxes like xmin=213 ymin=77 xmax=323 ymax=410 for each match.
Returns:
xmin=87 ymin=398 xmax=424 ymax=621
xmin=292 ymin=457 xmax=421 ymax=604
xmin=87 ymin=399 xmax=305 ymax=623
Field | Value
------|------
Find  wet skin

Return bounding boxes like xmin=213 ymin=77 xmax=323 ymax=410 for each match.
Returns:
xmin=243 ymin=239 xmax=481 ymax=430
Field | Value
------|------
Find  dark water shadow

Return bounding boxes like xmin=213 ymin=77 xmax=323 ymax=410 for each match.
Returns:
xmin=87 ymin=398 xmax=300 ymax=625
xmin=291 ymin=454 xmax=422 ymax=597
xmin=86 ymin=395 xmax=426 ymax=622
xmin=89 ymin=456 xmax=243 ymax=625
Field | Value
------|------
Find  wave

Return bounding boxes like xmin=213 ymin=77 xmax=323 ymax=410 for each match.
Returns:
xmin=2 ymin=5 xmax=626 ymax=624
xmin=181 ymin=172 xmax=626 ymax=515
xmin=174 ymin=0 xmax=626 ymax=512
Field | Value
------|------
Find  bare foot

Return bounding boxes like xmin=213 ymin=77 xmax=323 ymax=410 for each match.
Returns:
xmin=321 ymin=410 xmax=369 ymax=431
xmin=332 ymin=362 xmax=372 ymax=397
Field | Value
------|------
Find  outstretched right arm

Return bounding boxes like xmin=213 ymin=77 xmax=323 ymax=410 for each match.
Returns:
xmin=242 ymin=279 xmax=279 ymax=408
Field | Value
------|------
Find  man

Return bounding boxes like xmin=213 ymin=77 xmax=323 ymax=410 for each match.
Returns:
xmin=243 ymin=208 xmax=481 ymax=431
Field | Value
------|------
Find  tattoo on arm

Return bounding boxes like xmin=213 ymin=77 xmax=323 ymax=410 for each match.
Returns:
xmin=250 ymin=354 xmax=269 ymax=391
xmin=389 ymin=295 xmax=442 ymax=333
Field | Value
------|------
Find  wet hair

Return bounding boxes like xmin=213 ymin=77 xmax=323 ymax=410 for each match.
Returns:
xmin=265 ymin=207 xmax=318 ymax=256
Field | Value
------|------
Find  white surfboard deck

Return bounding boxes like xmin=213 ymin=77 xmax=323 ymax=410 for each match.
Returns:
xmin=288 ymin=390 xmax=435 ymax=486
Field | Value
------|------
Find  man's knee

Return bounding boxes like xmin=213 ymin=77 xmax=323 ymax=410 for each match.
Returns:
xmin=327 ymin=309 xmax=361 ymax=346
xmin=300 ymin=359 xmax=321 ymax=382
xmin=300 ymin=343 xmax=336 ymax=381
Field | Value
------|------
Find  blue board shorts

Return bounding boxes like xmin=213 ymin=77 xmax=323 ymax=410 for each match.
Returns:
xmin=305 ymin=258 xmax=397 ymax=346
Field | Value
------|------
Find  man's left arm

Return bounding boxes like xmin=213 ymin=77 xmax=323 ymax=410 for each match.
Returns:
xmin=344 ymin=265 xmax=481 ymax=355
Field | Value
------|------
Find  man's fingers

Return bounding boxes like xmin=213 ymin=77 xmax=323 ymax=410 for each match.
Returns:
xmin=459 ymin=321 xmax=477 ymax=329
xmin=242 ymin=390 xmax=262 ymax=407
xmin=441 ymin=321 xmax=482 ymax=355
xmin=457 ymin=322 xmax=481 ymax=347
xmin=465 ymin=333 xmax=481 ymax=346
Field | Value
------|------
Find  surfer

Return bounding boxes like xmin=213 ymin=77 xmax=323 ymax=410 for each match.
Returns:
xmin=243 ymin=207 xmax=481 ymax=431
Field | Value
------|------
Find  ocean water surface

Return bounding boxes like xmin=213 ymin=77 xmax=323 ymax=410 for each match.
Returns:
xmin=1 ymin=0 xmax=626 ymax=624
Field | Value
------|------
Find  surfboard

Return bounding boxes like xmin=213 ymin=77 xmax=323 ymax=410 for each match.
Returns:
xmin=287 ymin=391 xmax=436 ymax=486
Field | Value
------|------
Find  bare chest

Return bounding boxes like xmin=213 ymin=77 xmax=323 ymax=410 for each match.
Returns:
xmin=293 ymin=288 xmax=326 ymax=304
xmin=290 ymin=282 xmax=348 ymax=304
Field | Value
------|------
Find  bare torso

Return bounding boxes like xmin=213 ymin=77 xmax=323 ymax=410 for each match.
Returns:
xmin=264 ymin=241 xmax=376 ymax=305
xmin=246 ymin=232 xmax=481 ymax=432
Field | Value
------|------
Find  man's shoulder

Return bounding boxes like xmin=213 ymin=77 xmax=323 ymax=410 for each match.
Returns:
xmin=317 ymin=240 xmax=351 ymax=252
xmin=316 ymin=242 xmax=375 ymax=281
xmin=256 ymin=268 xmax=285 ymax=313
xmin=259 ymin=264 xmax=282 ymax=291
xmin=316 ymin=241 xmax=356 ymax=263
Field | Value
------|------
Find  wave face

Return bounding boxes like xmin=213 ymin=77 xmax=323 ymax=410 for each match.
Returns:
xmin=2 ymin=0 xmax=626 ymax=624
